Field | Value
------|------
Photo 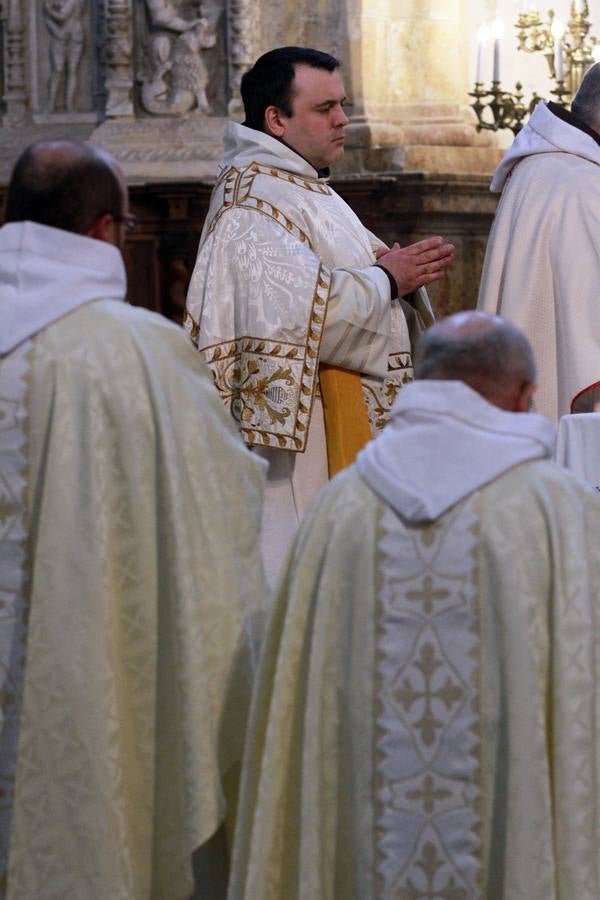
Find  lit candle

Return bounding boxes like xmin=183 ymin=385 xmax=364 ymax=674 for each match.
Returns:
xmin=551 ymin=18 xmax=565 ymax=81
xmin=491 ymin=19 xmax=504 ymax=82
xmin=575 ymin=0 xmax=584 ymax=14
xmin=554 ymin=40 xmax=564 ymax=80
xmin=476 ymin=25 xmax=490 ymax=83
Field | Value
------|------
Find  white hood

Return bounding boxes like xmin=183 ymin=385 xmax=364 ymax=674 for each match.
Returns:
xmin=491 ymin=101 xmax=600 ymax=192
xmin=356 ymin=380 xmax=555 ymax=523
xmin=221 ymin=121 xmax=326 ymax=180
xmin=0 ymin=221 xmax=126 ymax=356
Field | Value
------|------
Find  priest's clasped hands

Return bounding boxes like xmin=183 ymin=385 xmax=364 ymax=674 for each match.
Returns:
xmin=376 ymin=236 xmax=455 ymax=296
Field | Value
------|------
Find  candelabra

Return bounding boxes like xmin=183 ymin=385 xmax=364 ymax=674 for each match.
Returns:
xmin=470 ymin=0 xmax=600 ymax=134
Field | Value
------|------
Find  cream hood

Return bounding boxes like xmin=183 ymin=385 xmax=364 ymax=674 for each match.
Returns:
xmin=491 ymin=101 xmax=600 ymax=192
xmin=356 ymin=380 xmax=555 ymax=523
xmin=0 ymin=221 xmax=126 ymax=356
xmin=220 ymin=121 xmax=327 ymax=180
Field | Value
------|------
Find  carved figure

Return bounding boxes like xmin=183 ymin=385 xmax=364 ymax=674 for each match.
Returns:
xmin=141 ymin=17 xmax=217 ymax=116
xmin=145 ymin=0 xmax=201 ymax=33
xmin=43 ymin=0 xmax=85 ymax=112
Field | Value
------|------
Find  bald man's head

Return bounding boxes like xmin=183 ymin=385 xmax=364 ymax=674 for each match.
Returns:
xmin=415 ymin=311 xmax=536 ymax=412
xmin=5 ymin=140 xmax=125 ymax=236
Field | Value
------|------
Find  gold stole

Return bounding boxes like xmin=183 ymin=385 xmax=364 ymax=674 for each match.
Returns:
xmin=319 ymin=364 xmax=372 ymax=477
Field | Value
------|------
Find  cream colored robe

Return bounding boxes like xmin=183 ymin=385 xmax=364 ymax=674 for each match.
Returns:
xmin=185 ymin=122 xmax=432 ymax=585
xmin=0 ymin=223 xmax=267 ymax=899
xmin=478 ymin=101 xmax=600 ymax=423
xmin=228 ymin=461 xmax=600 ymax=900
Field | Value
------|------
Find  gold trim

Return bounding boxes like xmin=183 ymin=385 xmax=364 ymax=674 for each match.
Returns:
xmin=201 ymin=266 xmax=331 ymax=453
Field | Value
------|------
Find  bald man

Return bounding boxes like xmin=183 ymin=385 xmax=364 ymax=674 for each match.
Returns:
xmin=228 ymin=311 xmax=600 ymax=900
xmin=0 ymin=140 xmax=267 ymax=899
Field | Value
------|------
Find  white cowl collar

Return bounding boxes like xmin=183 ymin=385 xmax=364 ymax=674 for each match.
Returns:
xmin=491 ymin=100 xmax=600 ymax=192
xmin=356 ymin=380 xmax=556 ymax=523
xmin=0 ymin=221 xmax=127 ymax=356
xmin=220 ymin=121 xmax=327 ymax=180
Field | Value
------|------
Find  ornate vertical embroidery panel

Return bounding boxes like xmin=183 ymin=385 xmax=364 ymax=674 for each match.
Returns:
xmin=374 ymin=496 xmax=483 ymax=899
xmin=0 ymin=341 xmax=30 ymax=895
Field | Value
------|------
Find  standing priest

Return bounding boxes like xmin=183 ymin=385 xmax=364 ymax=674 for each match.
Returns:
xmin=185 ymin=46 xmax=455 ymax=585
xmin=479 ymin=62 xmax=600 ymax=423
xmin=227 ymin=311 xmax=600 ymax=900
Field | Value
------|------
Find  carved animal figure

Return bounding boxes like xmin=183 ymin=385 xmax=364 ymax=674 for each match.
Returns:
xmin=141 ymin=18 xmax=217 ymax=116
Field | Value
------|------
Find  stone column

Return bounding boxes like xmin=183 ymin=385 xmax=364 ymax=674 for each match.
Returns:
xmin=105 ymin=0 xmax=134 ymax=116
xmin=2 ymin=0 xmax=28 ymax=126
xmin=341 ymin=0 xmax=500 ymax=175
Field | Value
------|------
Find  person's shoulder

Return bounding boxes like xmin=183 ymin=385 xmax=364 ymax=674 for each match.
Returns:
xmin=484 ymin=458 xmax=600 ymax=517
xmin=41 ymin=299 xmax=206 ymax=384
xmin=73 ymin=299 xmax=192 ymax=352
xmin=300 ymin=465 xmax=380 ymax=534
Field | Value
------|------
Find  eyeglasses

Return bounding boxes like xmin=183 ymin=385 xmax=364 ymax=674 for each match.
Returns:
xmin=112 ymin=213 xmax=137 ymax=234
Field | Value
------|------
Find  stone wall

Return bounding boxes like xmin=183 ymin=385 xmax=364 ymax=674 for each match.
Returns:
xmin=0 ymin=0 xmax=502 ymax=315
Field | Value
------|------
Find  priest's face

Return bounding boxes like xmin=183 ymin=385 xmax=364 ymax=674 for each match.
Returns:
xmin=270 ymin=64 xmax=349 ymax=171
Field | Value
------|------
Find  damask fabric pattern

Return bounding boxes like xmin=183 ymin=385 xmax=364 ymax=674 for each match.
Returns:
xmin=0 ymin=342 xmax=31 ymax=897
xmin=227 ymin=462 xmax=600 ymax=900
xmin=375 ymin=498 xmax=482 ymax=898
xmin=185 ymin=123 xmax=431 ymax=451
xmin=2 ymin=300 xmax=267 ymax=900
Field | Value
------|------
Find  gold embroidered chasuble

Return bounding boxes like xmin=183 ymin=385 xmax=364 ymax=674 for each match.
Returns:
xmin=227 ymin=463 xmax=600 ymax=900
xmin=0 ymin=299 xmax=267 ymax=899
xmin=185 ymin=122 xmax=433 ymax=458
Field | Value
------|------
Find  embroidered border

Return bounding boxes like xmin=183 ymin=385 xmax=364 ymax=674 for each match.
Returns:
xmin=202 ymin=267 xmax=330 ymax=451
xmin=373 ymin=497 xmax=483 ymax=898
xmin=362 ymin=352 xmax=413 ymax=434
xmin=206 ymin=162 xmax=330 ymax=241
xmin=193 ymin=161 xmax=335 ymax=451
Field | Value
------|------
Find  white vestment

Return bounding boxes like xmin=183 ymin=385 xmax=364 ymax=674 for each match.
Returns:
xmin=478 ymin=101 xmax=600 ymax=423
xmin=228 ymin=381 xmax=600 ymax=900
xmin=0 ymin=221 xmax=267 ymax=900
xmin=185 ymin=122 xmax=432 ymax=585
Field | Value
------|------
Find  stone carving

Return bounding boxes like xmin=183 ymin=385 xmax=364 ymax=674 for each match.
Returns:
xmin=142 ymin=21 xmax=216 ymax=115
xmin=3 ymin=0 xmax=28 ymax=125
xmin=141 ymin=1 xmax=217 ymax=117
xmin=43 ymin=0 xmax=85 ymax=112
xmin=226 ymin=0 xmax=255 ymax=114
xmin=105 ymin=0 xmax=134 ymax=117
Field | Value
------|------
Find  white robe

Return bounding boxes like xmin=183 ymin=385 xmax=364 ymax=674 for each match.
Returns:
xmin=478 ymin=101 xmax=600 ymax=423
xmin=228 ymin=382 xmax=600 ymax=900
xmin=185 ymin=122 xmax=432 ymax=586
xmin=0 ymin=222 xmax=267 ymax=900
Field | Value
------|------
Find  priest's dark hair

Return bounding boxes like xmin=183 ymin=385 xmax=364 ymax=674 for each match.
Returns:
xmin=241 ymin=46 xmax=340 ymax=131
xmin=5 ymin=139 xmax=123 ymax=235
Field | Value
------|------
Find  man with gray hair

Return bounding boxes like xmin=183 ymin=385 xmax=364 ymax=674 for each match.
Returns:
xmin=479 ymin=63 xmax=600 ymax=423
xmin=228 ymin=311 xmax=600 ymax=900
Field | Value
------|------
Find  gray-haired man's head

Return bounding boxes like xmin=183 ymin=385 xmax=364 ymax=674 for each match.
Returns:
xmin=415 ymin=311 xmax=537 ymax=412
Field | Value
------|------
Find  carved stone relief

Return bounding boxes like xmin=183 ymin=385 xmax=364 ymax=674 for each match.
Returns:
xmin=0 ymin=0 xmax=259 ymax=127
xmin=43 ymin=0 xmax=86 ymax=112
xmin=136 ymin=0 xmax=226 ymax=117
xmin=3 ymin=0 xmax=27 ymax=125
xmin=31 ymin=0 xmax=100 ymax=122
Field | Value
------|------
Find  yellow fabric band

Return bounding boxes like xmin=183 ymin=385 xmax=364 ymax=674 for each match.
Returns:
xmin=319 ymin=364 xmax=372 ymax=478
